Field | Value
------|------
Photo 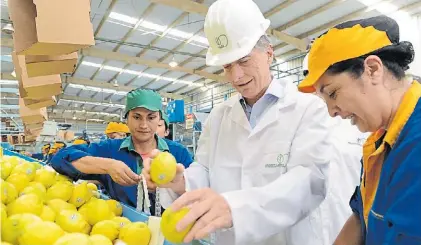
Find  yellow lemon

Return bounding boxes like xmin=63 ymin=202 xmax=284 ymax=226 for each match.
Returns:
xmin=1 ymin=242 xmax=13 ymax=245
xmin=6 ymin=173 xmax=30 ymax=193
xmin=28 ymin=181 xmax=47 ymax=193
xmin=53 ymin=233 xmax=90 ymax=245
xmin=1 ymin=181 xmax=17 ymax=204
xmin=1 ymin=160 xmax=13 ymax=179
xmin=32 ymin=162 xmax=43 ymax=170
xmin=107 ymin=199 xmax=123 ymax=216
xmin=47 ymin=199 xmax=77 ymax=215
xmin=89 ymin=234 xmax=113 ymax=245
xmin=85 ymin=199 xmax=113 ymax=226
xmin=87 ymin=182 xmax=98 ymax=192
xmin=161 ymin=207 xmax=194 ymax=244
xmin=112 ymin=216 xmax=131 ymax=229
xmin=119 ymin=222 xmax=151 ymax=245
xmin=34 ymin=168 xmax=56 ymax=188
xmin=78 ymin=204 xmax=89 ymax=221
xmin=7 ymin=193 xmax=43 ymax=216
xmin=55 ymin=174 xmax=71 ymax=182
xmin=47 ymin=181 xmax=73 ymax=201
xmin=10 ymin=162 xmax=36 ymax=181
xmin=56 ymin=209 xmax=91 ymax=234
xmin=19 ymin=185 xmax=47 ymax=203
xmin=1 ymin=213 xmax=42 ymax=244
xmin=69 ymin=181 xmax=90 ymax=208
xmin=90 ymin=220 xmax=120 ymax=241
xmin=150 ymin=152 xmax=177 ymax=185
xmin=1 ymin=203 xmax=7 ymax=225
xmin=18 ymin=220 xmax=64 ymax=245
xmin=6 ymin=156 xmax=24 ymax=168
xmin=39 ymin=205 xmax=56 ymax=222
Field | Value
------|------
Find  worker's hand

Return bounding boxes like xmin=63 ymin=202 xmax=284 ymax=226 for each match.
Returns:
xmin=171 ymin=188 xmax=233 ymax=243
xmin=106 ymin=159 xmax=141 ymax=186
xmin=142 ymin=149 xmax=186 ymax=194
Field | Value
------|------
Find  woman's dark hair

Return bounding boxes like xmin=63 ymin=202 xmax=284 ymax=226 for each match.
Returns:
xmin=326 ymin=41 xmax=415 ymax=80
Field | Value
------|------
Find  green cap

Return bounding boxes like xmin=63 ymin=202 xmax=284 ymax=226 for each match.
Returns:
xmin=161 ymin=111 xmax=169 ymax=127
xmin=125 ymin=89 xmax=163 ymax=117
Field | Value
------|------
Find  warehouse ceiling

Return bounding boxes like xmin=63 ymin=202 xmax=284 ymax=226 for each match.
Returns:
xmin=1 ymin=0 xmax=420 ymax=124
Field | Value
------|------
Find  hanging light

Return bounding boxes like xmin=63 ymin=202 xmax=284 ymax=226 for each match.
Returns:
xmin=169 ymin=55 xmax=178 ymax=68
xmin=11 ymin=70 xmax=16 ymax=78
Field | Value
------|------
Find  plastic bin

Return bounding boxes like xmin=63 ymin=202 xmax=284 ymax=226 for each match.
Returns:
xmin=2 ymin=149 xmax=209 ymax=245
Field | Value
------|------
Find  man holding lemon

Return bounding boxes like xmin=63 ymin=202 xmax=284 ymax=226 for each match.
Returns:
xmin=50 ymin=89 xmax=186 ymax=215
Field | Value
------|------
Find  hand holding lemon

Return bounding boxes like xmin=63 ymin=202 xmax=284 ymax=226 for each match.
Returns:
xmin=141 ymin=150 xmax=185 ymax=194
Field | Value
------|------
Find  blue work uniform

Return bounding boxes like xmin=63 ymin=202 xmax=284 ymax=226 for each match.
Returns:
xmin=163 ymin=138 xmax=193 ymax=168
xmin=50 ymin=135 xmax=184 ymax=215
xmin=31 ymin=153 xmax=44 ymax=161
xmin=349 ymin=81 xmax=421 ymax=244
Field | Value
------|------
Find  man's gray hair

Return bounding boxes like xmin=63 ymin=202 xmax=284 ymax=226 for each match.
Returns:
xmin=254 ymin=35 xmax=272 ymax=51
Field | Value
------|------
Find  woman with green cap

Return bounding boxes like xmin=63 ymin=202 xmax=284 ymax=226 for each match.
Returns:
xmin=50 ymin=89 xmax=185 ymax=215
xmin=298 ymin=15 xmax=420 ymax=245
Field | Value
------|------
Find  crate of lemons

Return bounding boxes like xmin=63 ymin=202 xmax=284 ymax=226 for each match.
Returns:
xmin=0 ymin=156 xmax=151 ymax=245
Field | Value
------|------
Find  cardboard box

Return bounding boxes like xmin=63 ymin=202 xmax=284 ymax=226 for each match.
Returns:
xmin=24 ymin=52 xmax=78 ymax=77
xmin=13 ymin=52 xmax=63 ymax=99
xmin=19 ymin=99 xmax=48 ymax=124
xmin=8 ymin=0 xmax=95 ymax=55
xmin=23 ymin=96 xmax=57 ymax=110
xmin=24 ymin=122 xmax=44 ymax=130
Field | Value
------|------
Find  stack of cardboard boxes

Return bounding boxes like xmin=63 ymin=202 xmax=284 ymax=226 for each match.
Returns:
xmin=8 ymin=0 xmax=95 ymax=141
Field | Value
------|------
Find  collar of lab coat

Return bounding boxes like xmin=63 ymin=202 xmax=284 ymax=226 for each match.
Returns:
xmin=227 ymin=77 xmax=298 ymax=133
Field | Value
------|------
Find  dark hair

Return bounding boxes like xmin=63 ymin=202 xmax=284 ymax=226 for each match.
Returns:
xmin=326 ymin=41 xmax=415 ymax=80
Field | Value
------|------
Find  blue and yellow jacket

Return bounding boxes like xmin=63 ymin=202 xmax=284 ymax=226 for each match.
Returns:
xmin=350 ymin=81 xmax=421 ymax=244
xmin=50 ymin=135 xmax=193 ymax=213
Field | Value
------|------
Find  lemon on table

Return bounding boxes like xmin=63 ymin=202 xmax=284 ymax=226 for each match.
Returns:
xmin=56 ymin=209 xmax=91 ymax=234
xmin=89 ymin=234 xmax=113 ymax=245
xmin=1 ymin=203 xmax=7 ymax=225
xmin=6 ymin=173 xmax=30 ymax=192
xmin=161 ymin=207 xmax=195 ymax=244
xmin=7 ymin=193 xmax=43 ymax=216
xmin=34 ymin=168 xmax=56 ymax=188
xmin=107 ymin=199 xmax=123 ymax=216
xmin=69 ymin=181 xmax=90 ymax=208
xmin=53 ymin=233 xmax=90 ymax=245
xmin=47 ymin=181 xmax=73 ymax=201
xmin=87 ymin=182 xmax=98 ymax=192
xmin=1 ymin=160 xmax=13 ymax=179
xmin=119 ymin=222 xmax=151 ymax=245
xmin=112 ymin=216 xmax=131 ymax=229
xmin=1 ymin=242 xmax=13 ymax=245
xmin=55 ymin=174 xmax=71 ymax=182
xmin=150 ymin=152 xmax=177 ymax=185
xmin=28 ymin=181 xmax=47 ymax=193
xmin=10 ymin=162 xmax=36 ymax=181
xmin=47 ymin=199 xmax=77 ymax=215
xmin=90 ymin=220 xmax=120 ymax=241
xmin=1 ymin=181 xmax=18 ymax=204
xmin=19 ymin=185 xmax=47 ymax=203
xmin=6 ymin=156 xmax=24 ymax=167
xmin=18 ymin=220 xmax=64 ymax=245
xmin=85 ymin=198 xmax=113 ymax=226
xmin=1 ymin=213 xmax=42 ymax=244
xmin=40 ymin=205 xmax=56 ymax=222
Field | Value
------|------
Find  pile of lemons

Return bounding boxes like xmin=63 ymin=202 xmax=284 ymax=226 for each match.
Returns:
xmin=1 ymin=155 xmax=151 ymax=245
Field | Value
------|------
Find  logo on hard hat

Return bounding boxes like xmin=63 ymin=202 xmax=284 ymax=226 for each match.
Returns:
xmin=215 ymin=34 xmax=228 ymax=49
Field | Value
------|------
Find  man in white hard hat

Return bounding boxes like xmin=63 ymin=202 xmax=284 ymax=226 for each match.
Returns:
xmin=143 ymin=0 xmax=333 ymax=244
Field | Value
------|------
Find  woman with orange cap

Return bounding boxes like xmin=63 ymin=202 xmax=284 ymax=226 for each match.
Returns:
xmin=104 ymin=122 xmax=130 ymax=139
xmin=298 ymin=15 xmax=420 ymax=245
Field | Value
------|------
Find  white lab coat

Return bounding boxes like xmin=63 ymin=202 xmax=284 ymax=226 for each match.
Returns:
xmin=318 ymin=119 xmax=370 ymax=244
xmin=160 ymin=78 xmax=333 ymax=245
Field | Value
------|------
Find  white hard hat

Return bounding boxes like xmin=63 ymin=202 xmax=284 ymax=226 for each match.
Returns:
xmin=204 ymin=0 xmax=270 ymax=66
